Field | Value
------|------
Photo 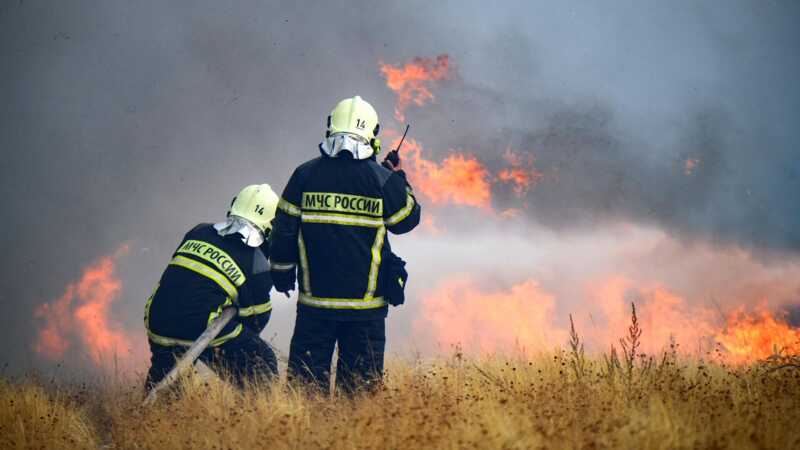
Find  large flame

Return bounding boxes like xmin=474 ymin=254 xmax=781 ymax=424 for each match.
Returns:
xmin=400 ymin=137 xmax=492 ymax=210
xmin=416 ymin=273 xmax=799 ymax=362
xmin=379 ymin=56 xmax=548 ymax=213
xmin=34 ymin=245 xmax=144 ymax=372
xmin=582 ymin=276 xmax=718 ymax=354
xmin=716 ymin=305 xmax=800 ymax=362
xmin=379 ymin=54 xmax=451 ymax=122
xmin=382 ymin=55 xmax=800 ymax=363
xmin=416 ymin=276 xmax=566 ymax=353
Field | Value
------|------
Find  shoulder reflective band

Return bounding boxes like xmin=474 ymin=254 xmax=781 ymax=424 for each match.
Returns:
xmin=301 ymin=212 xmax=384 ymax=228
xmin=299 ymin=293 xmax=387 ymax=310
xmin=270 ymin=261 xmax=296 ymax=271
xmin=176 ymin=240 xmax=246 ymax=286
xmin=147 ymin=324 xmax=243 ymax=348
xmin=297 ymin=231 xmax=311 ymax=293
xmin=170 ymin=255 xmax=239 ymax=300
xmin=385 ymin=193 xmax=416 ymax=226
xmin=278 ymin=198 xmax=301 ymax=217
xmin=302 ymin=192 xmax=383 ymax=217
xmin=364 ymin=226 xmax=387 ymax=300
xmin=238 ymin=301 xmax=273 ymax=317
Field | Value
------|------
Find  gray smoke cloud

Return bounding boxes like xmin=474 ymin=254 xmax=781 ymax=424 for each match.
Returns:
xmin=1 ymin=0 xmax=798 ymax=373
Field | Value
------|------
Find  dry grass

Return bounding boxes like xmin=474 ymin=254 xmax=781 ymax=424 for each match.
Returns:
xmin=0 ymin=377 xmax=98 ymax=449
xmin=2 ymin=355 xmax=799 ymax=449
xmin=3 ymin=308 xmax=800 ymax=449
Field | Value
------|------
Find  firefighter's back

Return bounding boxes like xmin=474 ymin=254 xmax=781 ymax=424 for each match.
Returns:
xmin=146 ymin=223 xmax=252 ymax=342
xmin=292 ymin=156 xmax=391 ymax=314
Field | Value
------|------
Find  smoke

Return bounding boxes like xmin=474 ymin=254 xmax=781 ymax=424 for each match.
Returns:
xmin=1 ymin=1 xmax=799 ymax=372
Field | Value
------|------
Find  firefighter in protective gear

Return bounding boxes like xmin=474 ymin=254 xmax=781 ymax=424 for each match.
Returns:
xmin=144 ymin=184 xmax=280 ymax=390
xmin=270 ymin=96 xmax=421 ymax=395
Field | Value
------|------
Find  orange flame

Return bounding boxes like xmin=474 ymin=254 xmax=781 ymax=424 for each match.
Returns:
xmin=34 ymin=244 xmax=144 ymax=371
xmin=716 ymin=305 xmax=800 ymax=362
xmin=379 ymin=54 xmax=451 ymax=122
xmin=378 ymin=57 xmax=543 ymax=213
xmin=415 ymin=273 xmax=800 ymax=362
xmin=401 ymin=137 xmax=492 ymax=209
xmin=583 ymin=276 xmax=718 ymax=354
xmin=416 ymin=276 xmax=566 ymax=353
xmin=497 ymin=149 xmax=543 ymax=197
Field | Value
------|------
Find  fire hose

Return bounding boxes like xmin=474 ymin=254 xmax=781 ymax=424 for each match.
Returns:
xmin=142 ymin=306 xmax=237 ymax=406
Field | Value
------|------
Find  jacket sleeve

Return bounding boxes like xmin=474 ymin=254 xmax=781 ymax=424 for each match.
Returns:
xmin=238 ymin=247 xmax=273 ymax=333
xmin=269 ymin=167 xmax=304 ymax=273
xmin=237 ymin=272 xmax=272 ymax=334
xmin=382 ymin=170 xmax=421 ymax=234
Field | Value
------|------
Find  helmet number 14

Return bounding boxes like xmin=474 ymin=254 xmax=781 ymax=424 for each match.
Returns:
xmin=254 ymin=205 xmax=265 ymax=216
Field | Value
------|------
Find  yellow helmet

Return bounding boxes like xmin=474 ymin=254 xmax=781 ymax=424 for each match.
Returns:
xmin=228 ymin=184 xmax=279 ymax=233
xmin=328 ymin=95 xmax=380 ymax=143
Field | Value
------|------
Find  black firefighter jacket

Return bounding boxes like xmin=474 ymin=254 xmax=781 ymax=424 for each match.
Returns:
xmin=145 ymin=223 xmax=273 ymax=346
xmin=269 ymin=154 xmax=421 ymax=320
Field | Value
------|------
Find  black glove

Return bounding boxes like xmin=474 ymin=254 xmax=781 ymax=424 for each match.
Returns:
xmin=381 ymin=252 xmax=408 ymax=306
xmin=270 ymin=268 xmax=296 ymax=296
xmin=382 ymin=149 xmax=401 ymax=171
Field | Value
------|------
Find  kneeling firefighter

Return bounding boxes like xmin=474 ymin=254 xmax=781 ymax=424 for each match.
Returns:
xmin=270 ymin=96 xmax=421 ymax=395
xmin=144 ymin=184 xmax=280 ymax=390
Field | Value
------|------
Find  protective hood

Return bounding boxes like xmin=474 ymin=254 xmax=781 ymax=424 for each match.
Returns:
xmin=319 ymin=133 xmax=374 ymax=160
xmin=213 ymin=216 xmax=265 ymax=247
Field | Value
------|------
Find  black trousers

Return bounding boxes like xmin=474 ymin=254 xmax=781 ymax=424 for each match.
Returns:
xmin=288 ymin=314 xmax=386 ymax=395
xmin=145 ymin=325 xmax=277 ymax=391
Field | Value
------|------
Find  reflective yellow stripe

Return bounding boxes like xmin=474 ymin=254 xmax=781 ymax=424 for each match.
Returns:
xmin=211 ymin=325 xmax=243 ymax=346
xmin=208 ymin=298 xmax=234 ymax=327
xmin=385 ymin=193 xmax=416 ymax=226
xmin=176 ymin=240 xmax=246 ymax=286
xmin=147 ymin=331 xmax=194 ymax=347
xmin=302 ymin=192 xmax=383 ymax=217
xmin=169 ymin=255 xmax=239 ymax=300
xmin=145 ymin=267 xmax=242 ymax=349
xmin=301 ymin=212 xmax=384 ymax=228
xmin=238 ymin=301 xmax=273 ymax=316
xmin=299 ymin=293 xmax=387 ymax=310
xmin=147 ymin=324 xmax=243 ymax=348
xmin=364 ymin=226 xmax=386 ymax=300
xmin=278 ymin=198 xmax=301 ymax=217
xmin=298 ymin=231 xmax=311 ymax=293
xmin=143 ymin=283 xmax=159 ymax=330
xmin=270 ymin=261 xmax=296 ymax=271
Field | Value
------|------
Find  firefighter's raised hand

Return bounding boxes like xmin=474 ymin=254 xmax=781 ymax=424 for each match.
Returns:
xmin=381 ymin=149 xmax=401 ymax=171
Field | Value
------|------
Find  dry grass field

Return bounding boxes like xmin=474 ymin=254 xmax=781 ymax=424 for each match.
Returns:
xmin=3 ymin=312 xmax=800 ymax=450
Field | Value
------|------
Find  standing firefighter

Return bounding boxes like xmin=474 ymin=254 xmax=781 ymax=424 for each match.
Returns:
xmin=270 ymin=96 xmax=421 ymax=395
xmin=144 ymin=184 xmax=280 ymax=390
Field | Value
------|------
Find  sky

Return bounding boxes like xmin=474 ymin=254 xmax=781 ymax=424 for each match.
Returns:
xmin=1 ymin=0 xmax=799 ymax=376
